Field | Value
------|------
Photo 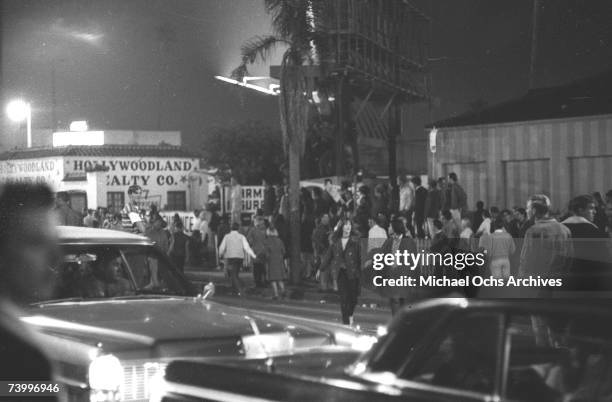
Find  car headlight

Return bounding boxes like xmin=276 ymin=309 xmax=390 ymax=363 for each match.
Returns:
xmin=89 ymin=354 xmax=123 ymax=402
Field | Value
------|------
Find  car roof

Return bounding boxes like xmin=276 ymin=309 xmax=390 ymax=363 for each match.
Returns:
xmin=399 ymin=297 xmax=612 ymax=319
xmin=57 ymin=226 xmax=153 ymax=245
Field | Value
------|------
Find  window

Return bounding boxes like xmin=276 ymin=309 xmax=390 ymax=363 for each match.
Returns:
xmin=504 ymin=313 xmax=612 ymax=402
xmin=399 ymin=313 xmax=502 ymax=395
xmin=107 ymin=192 xmax=125 ymax=212
xmin=167 ymin=191 xmax=186 ymax=211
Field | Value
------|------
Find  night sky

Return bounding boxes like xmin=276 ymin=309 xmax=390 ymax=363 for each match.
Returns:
xmin=2 ymin=0 xmax=611 ymax=149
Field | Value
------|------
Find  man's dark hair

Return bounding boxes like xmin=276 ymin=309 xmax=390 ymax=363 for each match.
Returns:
xmin=0 ymin=183 xmax=54 ymax=249
xmin=441 ymin=210 xmax=452 ymax=221
xmin=476 ymin=201 xmax=484 ymax=210
xmin=428 ymin=179 xmax=437 ymax=188
xmin=375 ymin=214 xmax=387 ymax=228
xmin=433 ymin=219 xmax=443 ymax=230
xmin=448 ymin=172 xmax=458 ymax=182
xmin=411 ymin=176 xmax=421 ymax=186
xmin=492 ymin=218 xmax=505 ymax=231
xmin=490 ymin=206 xmax=500 ymax=215
xmin=56 ymin=191 xmax=70 ymax=203
xmin=568 ymin=195 xmax=595 ymax=215
xmin=528 ymin=194 xmax=551 ymax=218
xmin=128 ymin=185 xmax=141 ymax=195
xmin=231 ymin=222 xmax=240 ymax=231
xmin=390 ymin=218 xmax=406 ymax=236
xmin=515 ymin=207 xmax=527 ymax=217
xmin=324 ymin=178 xmax=332 ymax=185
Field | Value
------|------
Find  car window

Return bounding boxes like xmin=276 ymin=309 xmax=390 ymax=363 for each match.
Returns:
xmin=364 ymin=312 xmax=436 ymax=373
xmin=122 ymin=246 xmax=184 ymax=293
xmin=398 ymin=313 xmax=501 ymax=395
xmin=504 ymin=313 xmax=612 ymax=402
xmin=42 ymin=244 xmax=191 ymax=303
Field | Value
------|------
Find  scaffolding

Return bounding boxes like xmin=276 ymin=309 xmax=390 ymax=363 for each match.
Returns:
xmin=316 ymin=0 xmax=430 ymax=102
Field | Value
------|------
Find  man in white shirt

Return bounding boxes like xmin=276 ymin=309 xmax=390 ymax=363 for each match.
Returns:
xmin=218 ymin=222 xmax=257 ymax=295
xmin=368 ymin=214 xmax=388 ymax=252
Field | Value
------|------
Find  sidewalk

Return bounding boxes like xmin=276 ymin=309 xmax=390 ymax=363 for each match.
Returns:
xmin=185 ymin=265 xmax=388 ymax=309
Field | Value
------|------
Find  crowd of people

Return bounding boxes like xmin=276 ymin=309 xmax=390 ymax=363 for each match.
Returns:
xmin=53 ymin=175 xmax=612 ymax=327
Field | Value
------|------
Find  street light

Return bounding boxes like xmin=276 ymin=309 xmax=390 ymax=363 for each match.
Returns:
xmin=6 ymin=99 xmax=32 ymax=148
xmin=214 ymin=75 xmax=280 ymax=96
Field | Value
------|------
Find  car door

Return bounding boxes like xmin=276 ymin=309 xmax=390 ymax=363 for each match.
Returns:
xmin=392 ymin=311 xmax=505 ymax=402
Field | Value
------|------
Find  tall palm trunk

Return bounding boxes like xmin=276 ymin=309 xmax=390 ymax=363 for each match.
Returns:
xmin=280 ymin=59 xmax=309 ymax=285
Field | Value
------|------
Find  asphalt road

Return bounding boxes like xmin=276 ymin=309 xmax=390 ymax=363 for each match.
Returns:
xmin=211 ymin=294 xmax=392 ymax=334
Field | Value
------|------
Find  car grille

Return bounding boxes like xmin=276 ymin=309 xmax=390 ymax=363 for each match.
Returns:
xmin=120 ymin=360 xmax=167 ymax=402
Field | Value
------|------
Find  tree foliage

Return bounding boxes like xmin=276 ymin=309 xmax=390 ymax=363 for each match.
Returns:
xmin=201 ymin=121 xmax=284 ymax=185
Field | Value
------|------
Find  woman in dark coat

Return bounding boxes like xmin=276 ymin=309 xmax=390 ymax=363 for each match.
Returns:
xmin=264 ymin=227 xmax=286 ymax=299
xmin=319 ymin=219 xmax=362 ymax=326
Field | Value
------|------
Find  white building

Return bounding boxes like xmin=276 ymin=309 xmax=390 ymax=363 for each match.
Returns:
xmin=0 ymin=130 xmax=208 ymax=213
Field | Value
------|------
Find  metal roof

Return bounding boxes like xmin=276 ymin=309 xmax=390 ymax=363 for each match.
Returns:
xmin=428 ymin=68 xmax=612 ymax=129
xmin=0 ymin=145 xmax=201 ymax=161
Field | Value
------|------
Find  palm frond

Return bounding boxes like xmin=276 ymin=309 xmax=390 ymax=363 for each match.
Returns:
xmin=230 ymin=35 xmax=284 ymax=79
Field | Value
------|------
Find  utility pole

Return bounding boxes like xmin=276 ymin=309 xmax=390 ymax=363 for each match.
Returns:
xmin=529 ymin=0 xmax=541 ymax=89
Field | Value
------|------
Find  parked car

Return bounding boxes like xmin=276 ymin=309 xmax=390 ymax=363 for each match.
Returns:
xmin=154 ymin=298 xmax=612 ymax=402
xmin=21 ymin=226 xmax=362 ymax=402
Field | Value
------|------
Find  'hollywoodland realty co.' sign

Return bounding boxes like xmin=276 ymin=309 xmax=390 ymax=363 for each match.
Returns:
xmin=67 ymin=157 xmax=197 ymax=188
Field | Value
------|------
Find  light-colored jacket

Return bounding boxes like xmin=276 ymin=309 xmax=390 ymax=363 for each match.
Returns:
xmin=219 ymin=230 xmax=257 ymax=260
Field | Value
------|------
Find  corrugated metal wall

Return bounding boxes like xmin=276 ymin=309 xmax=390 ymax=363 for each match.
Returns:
xmin=430 ymin=114 xmax=612 ymax=212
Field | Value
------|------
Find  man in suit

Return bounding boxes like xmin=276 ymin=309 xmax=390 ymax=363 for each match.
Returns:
xmin=411 ymin=176 xmax=428 ymax=239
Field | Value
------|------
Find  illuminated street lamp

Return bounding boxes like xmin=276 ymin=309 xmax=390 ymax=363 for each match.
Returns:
xmin=6 ymin=99 xmax=32 ymax=148
xmin=214 ymin=75 xmax=280 ymax=96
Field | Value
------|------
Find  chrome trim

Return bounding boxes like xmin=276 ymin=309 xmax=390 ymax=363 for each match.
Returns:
xmin=21 ymin=315 xmax=156 ymax=345
xmin=161 ymin=381 xmax=279 ymax=402
xmin=56 ymin=375 xmax=88 ymax=389
xmin=360 ymin=372 xmax=494 ymax=401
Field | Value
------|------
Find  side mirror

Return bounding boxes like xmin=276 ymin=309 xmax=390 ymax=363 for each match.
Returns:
xmin=200 ymin=282 xmax=215 ymax=300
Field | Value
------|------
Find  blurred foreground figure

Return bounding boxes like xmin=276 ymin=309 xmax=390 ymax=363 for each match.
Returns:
xmin=0 ymin=183 xmax=62 ymax=400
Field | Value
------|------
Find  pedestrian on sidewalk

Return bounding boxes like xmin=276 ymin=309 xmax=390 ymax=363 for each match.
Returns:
xmin=218 ymin=222 xmax=257 ymax=296
xmin=265 ymin=228 xmax=286 ymax=299
xmin=412 ymin=176 xmax=427 ymax=239
xmin=448 ymin=172 xmax=468 ymax=227
xmin=319 ymin=219 xmax=361 ymax=326
xmin=169 ymin=220 xmax=189 ymax=274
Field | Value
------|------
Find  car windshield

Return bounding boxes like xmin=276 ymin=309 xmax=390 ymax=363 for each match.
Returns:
xmin=35 ymin=244 xmax=193 ymax=304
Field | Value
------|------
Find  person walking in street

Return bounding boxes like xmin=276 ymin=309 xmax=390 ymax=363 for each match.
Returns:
xmin=448 ymin=172 xmax=468 ymax=226
xmin=247 ymin=217 xmax=268 ymax=288
xmin=264 ymin=228 xmax=287 ymax=299
xmin=219 ymin=222 xmax=257 ymax=296
xmin=312 ymin=213 xmax=333 ymax=291
xmin=425 ymin=179 xmax=442 ymax=239
xmin=169 ymin=220 xmax=189 ymax=273
xmin=412 ymin=176 xmax=428 ymax=239
xmin=479 ymin=219 xmax=515 ymax=280
xmin=562 ymin=195 xmax=612 ymax=290
xmin=379 ymin=218 xmax=418 ymax=315
xmin=319 ymin=219 xmax=361 ymax=326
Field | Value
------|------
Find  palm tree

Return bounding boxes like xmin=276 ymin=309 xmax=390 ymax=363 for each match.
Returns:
xmin=232 ymin=0 xmax=325 ymax=284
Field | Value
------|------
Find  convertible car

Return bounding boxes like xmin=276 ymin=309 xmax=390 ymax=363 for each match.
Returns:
xmin=155 ymin=298 xmax=612 ymax=402
xmin=22 ymin=226 xmax=363 ymax=402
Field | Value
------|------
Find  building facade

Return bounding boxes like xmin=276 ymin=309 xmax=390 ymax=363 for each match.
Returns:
xmin=428 ymin=70 xmax=612 ymax=212
xmin=0 ymin=130 xmax=207 ymax=213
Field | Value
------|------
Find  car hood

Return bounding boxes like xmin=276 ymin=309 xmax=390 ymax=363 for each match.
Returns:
xmin=24 ymin=297 xmax=321 ymax=350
